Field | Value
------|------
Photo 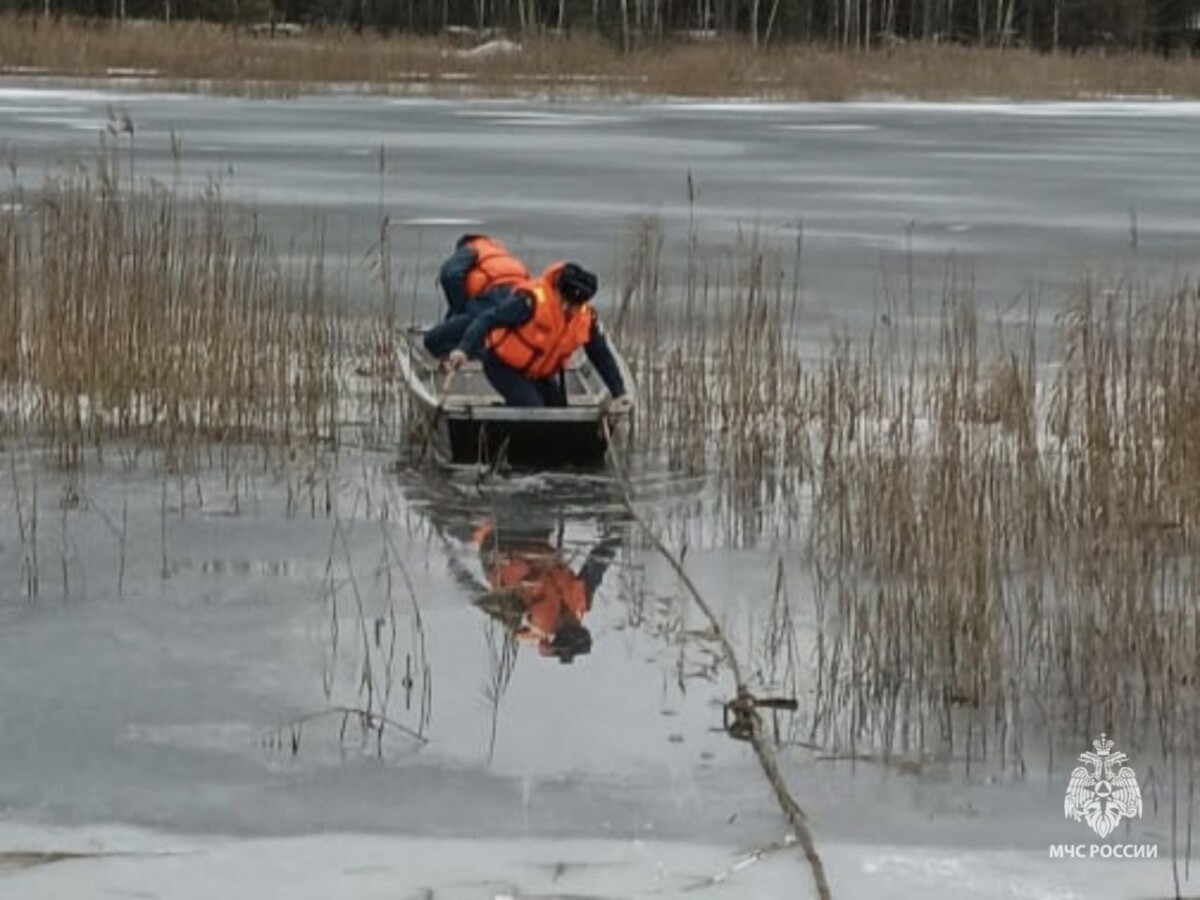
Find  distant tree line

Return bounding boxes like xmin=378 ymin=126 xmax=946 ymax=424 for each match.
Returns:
xmin=4 ymin=0 xmax=1199 ymax=52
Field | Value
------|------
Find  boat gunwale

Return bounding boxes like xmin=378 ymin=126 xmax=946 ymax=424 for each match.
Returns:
xmin=396 ymin=326 xmax=635 ymax=426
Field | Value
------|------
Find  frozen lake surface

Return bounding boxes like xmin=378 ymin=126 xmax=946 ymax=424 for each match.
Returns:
xmin=0 ymin=82 xmax=1194 ymax=898
xmin=0 ymin=449 xmax=1180 ymax=898
xmin=2 ymin=83 xmax=1200 ymax=325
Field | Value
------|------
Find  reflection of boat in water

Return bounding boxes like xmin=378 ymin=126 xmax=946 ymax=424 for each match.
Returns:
xmin=397 ymin=326 xmax=635 ymax=468
xmin=400 ymin=469 xmax=628 ymax=666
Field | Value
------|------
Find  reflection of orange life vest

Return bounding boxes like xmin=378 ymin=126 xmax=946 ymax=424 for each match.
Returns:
xmin=485 ymin=554 xmax=589 ymax=642
xmin=462 ymin=236 xmax=531 ymax=300
xmin=486 ymin=263 xmax=595 ymax=381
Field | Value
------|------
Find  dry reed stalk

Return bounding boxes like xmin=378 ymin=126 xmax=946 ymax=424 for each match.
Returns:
xmin=0 ymin=197 xmax=22 ymax=399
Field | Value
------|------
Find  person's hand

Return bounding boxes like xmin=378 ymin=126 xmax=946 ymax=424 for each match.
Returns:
xmin=445 ymin=349 xmax=468 ymax=372
xmin=606 ymin=394 xmax=634 ymax=416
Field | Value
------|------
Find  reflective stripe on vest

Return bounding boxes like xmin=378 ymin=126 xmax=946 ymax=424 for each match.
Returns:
xmin=463 ymin=237 xmax=530 ymax=299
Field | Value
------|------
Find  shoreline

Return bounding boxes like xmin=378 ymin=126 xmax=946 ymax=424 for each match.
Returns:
xmin=2 ymin=69 xmax=1196 ymax=106
xmin=3 ymin=16 xmax=1200 ymax=102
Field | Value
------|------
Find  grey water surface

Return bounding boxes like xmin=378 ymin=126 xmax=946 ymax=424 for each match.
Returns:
xmin=2 ymin=83 xmax=1199 ymax=328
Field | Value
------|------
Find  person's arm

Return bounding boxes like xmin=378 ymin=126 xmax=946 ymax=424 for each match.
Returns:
xmin=578 ymin=535 xmax=622 ymax=610
xmin=422 ymin=313 xmax=472 ymax=358
xmin=583 ymin=317 xmax=626 ymax=398
xmin=457 ymin=287 xmax=535 ymax=360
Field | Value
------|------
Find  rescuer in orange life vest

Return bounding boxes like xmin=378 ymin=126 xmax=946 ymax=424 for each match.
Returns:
xmin=471 ymin=520 xmax=622 ymax=664
xmin=438 ymin=234 xmax=531 ymax=318
xmin=423 ymin=234 xmax=532 ymax=358
xmin=441 ymin=260 xmax=633 ymax=411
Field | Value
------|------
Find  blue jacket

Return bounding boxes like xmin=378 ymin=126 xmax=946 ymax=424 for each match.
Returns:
xmin=449 ymin=286 xmax=626 ymax=398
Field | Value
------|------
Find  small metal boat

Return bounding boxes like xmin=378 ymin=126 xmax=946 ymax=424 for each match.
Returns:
xmin=397 ymin=326 xmax=634 ymax=467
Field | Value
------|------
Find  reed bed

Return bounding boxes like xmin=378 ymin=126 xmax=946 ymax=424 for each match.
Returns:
xmin=0 ymin=142 xmax=354 ymax=467
xmin=796 ymin=282 xmax=1200 ymax=771
xmin=3 ymin=15 xmax=1200 ymax=99
xmin=611 ymin=216 xmax=812 ymax=545
xmin=614 ymin=216 xmax=1200 ymax=773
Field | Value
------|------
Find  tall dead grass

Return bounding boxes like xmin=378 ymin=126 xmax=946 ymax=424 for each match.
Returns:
xmin=0 ymin=138 xmax=344 ymax=466
xmin=0 ymin=195 xmax=21 ymax=390
xmin=2 ymin=15 xmax=1199 ymax=99
xmin=796 ymin=279 xmax=1200 ymax=770
xmin=613 ymin=216 xmax=1200 ymax=773
xmin=611 ymin=216 xmax=811 ymax=544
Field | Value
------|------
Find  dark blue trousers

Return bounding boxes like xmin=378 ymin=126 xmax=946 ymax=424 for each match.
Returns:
xmin=483 ymin=352 xmax=566 ymax=408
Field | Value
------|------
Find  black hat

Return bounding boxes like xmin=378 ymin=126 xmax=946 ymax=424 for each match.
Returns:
xmin=550 ymin=621 xmax=593 ymax=664
xmin=558 ymin=263 xmax=598 ymax=304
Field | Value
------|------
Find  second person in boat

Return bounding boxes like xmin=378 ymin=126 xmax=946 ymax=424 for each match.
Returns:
xmin=443 ymin=261 xmax=633 ymax=412
xmin=424 ymin=233 xmax=532 ymax=357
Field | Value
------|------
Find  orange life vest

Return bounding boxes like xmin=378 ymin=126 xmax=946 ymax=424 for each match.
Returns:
xmin=486 ymin=262 xmax=595 ymax=381
xmin=462 ymin=236 xmax=530 ymax=300
xmin=484 ymin=552 xmax=589 ymax=644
